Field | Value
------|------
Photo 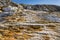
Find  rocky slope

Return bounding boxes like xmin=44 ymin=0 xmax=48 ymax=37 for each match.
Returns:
xmin=0 ymin=0 xmax=60 ymax=40
xmin=21 ymin=4 xmax=60 ymax=12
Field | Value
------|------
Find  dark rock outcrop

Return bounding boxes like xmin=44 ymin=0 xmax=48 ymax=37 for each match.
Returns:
xmin=21 ymin=4 xmax=60 ymax=12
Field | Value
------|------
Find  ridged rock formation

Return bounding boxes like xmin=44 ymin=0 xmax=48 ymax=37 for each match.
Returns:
xmin=0 ymin=0 xmax=60 ymax=40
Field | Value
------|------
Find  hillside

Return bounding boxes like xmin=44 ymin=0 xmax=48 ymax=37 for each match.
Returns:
xmin=0 ymin=0 xmax=60 ymax=40
xmin=21 ymin=4 xmax=60 ymax=12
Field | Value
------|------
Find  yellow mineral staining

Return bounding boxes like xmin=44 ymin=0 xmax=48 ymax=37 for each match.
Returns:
xmin=0 ymin=26 xmax=34 ymax=40
xmin=0 ymin=10 xmax=2 ymax=12
xmin=22 ymin=33 xmax=32 ymax=39
xmin=0 ymin=30 xmax=15 ymax=40
xmin=5 ymin=14 xmax=26 ymax=22
xmin=3 ymin=37 xmax=16 ymax=40
xmin=0 ymin=34 xmax=2 ymax=37
xmin=0 ymin=24 xmax=59 ymax=40
xmin=0 ymin=7 xmax=3 ymax=12
xmin=16 ymin=17 xmax=26 ymax=22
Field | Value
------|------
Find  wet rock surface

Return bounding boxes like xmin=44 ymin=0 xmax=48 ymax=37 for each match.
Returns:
xmin=0 ymin=0 xmax=60 ymax=40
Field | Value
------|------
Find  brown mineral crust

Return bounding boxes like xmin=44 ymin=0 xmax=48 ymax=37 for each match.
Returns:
xmin=42 ymin=35 xmax=50 ymax=40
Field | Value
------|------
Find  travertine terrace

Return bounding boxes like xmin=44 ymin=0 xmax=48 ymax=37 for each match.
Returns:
xmin=0 ymin=0 xmax=60 ymax=40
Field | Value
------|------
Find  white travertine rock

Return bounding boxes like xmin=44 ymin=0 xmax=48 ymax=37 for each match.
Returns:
xmin=0 ymin=0 xmax=60 ymax=40
xmin=44 ymin=14 xmax=60 ymax=22
xmin=3 ymin=5 xmax=18 ymax=12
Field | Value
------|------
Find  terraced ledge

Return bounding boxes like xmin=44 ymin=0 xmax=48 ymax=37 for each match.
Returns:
xmin=0 ymin=0 xmax=60 ymax=40
xmin=0 ymin=23 xmax=56 ymax=26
